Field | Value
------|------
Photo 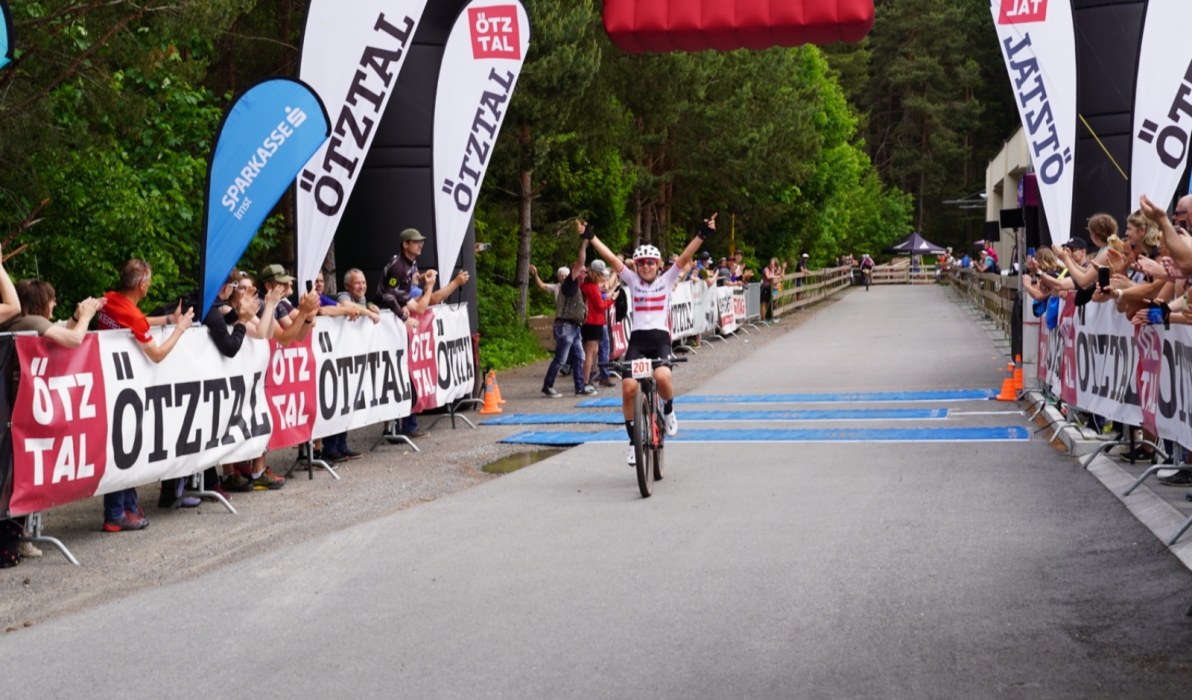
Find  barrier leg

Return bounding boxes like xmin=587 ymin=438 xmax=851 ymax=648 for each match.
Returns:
xmin=20 ymin=512 xmax=80 ymax=566
xmin=372 ymin=421 xmax=421 ymax=453
xmin=179 ymin=472 xmax=238 ymax=514
xmin=1122 ymin=446 xmax=1185 ymax=496
xmin=1168 ymin=513 xmax=1192 ymax=546
xmin=427 ymin=399 xmax=481 ymax=430
xmin=286 ymin=441 xmax=339 ymax=480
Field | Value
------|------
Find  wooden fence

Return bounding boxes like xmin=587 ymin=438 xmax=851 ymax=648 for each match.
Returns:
xmin=948 ymin=269 xmax=1018 ymax=336
xmin=772 ymin=265 xmax=852 ymax=314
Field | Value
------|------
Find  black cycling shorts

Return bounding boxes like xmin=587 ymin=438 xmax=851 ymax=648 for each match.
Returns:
xmin=580 ymin=323 xmax=605 ymax=343
xmin=624 ymin=329 xmax=672 ymax=362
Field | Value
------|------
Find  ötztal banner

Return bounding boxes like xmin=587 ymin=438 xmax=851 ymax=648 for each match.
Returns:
xmin=408 ymin=304 xmax=476 ymax=414
xmin=296 ymin=0 xmax=429 ymax=291
xmin=991 ymin=0 xmax=1076 ymax=244
xmin=1131 ymin=0 xmax=1192 ymax=209
xmin=10 ymin=330 xmax=272 ymax=516
xmin=1 ymin=0 xmax=14 ymax=71
xmin=433 ymin=0 xmax=530 ymax=275
xmin=7 ymin=305 xmax=473 ymax=517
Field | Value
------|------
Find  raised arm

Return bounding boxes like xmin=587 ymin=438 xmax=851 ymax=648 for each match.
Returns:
xmin=1141 ymin=194 xmax=1192 ymax=274
xmin=675 ymin=214 xmax=715 ymax=270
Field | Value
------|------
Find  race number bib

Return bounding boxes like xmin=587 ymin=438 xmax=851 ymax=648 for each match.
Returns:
xmin=631 ymin=358 xmax=652 ymax=379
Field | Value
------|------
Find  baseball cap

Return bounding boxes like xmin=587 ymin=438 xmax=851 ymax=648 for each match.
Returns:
xmin=700 ymin=251 xmax=711 ymax=260
xmin=802 ymin=253 xmax=809 ymax=258
xmin=590 ymin=260 xmax=608 ymax=274
xmin=557 ymin=266 xmax=570 ymax=278
xmin=258 ymin=264 xmax=295 ymax=284
xmin=400 ymin=228 xmax=426 ymax=243
xmin=1063 ymin=238 xmax=1087 ymax=251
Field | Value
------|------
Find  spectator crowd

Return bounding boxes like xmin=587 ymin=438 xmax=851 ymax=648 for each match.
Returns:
xmin=1 ymin=227 xmax=470 ymax=567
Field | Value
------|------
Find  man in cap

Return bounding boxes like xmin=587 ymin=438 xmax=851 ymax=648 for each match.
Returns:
xmin=374 ymin=228 xmax=426 ymax=331
xmin=258 ymin=264 xmax=320 ymax=347
xmin=542 ymin=222 xmax=592 ymax=398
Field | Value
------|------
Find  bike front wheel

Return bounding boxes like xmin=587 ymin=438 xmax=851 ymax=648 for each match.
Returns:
xmin=634 ymin=388 xmax=654 ymax=498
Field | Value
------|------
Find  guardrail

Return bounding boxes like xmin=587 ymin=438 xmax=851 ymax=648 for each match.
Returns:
xmin=870 ymin=264 xmax=939 ymax=285
xmin=949 ymin=269 xmax=1018 ymax=337
xmin=772 ymin=265 xmax=852 ymax=314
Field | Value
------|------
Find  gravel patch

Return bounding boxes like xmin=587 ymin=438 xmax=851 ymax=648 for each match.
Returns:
xmin=0 ymin=293 xmax=843 ymax=631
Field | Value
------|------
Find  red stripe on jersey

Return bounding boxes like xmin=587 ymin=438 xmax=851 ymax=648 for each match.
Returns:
xmin=636 ymin=305 xmax=666 ymax=312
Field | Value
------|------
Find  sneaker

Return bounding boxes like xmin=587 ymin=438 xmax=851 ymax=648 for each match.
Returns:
xmin=401 ymin=430 xmax=429 ymax=439
xmin=202 ymin=483 xmax=229 ymax=502
xmin=626 ymin=444 xmax=636 ymax=466
xmin=18 ymin=542 xmax=42 ymax=558
xmin=103 ymin=511 xmax=148 ymax=532
xmin=252 ymin=469 xmax=285 ymax=491
xmin=179 ymin=496 xmax=201 ymax=508
xmin=542 ymin=387 xmax=562 ymax=398
xmin=1119 ymin=447 xmax=1155 ymax=463
xmin=577 ymin=385 xmax=598 ymax=396
xmin=343 ymin=448 xmax=363 ymax=460
xmin=321 ymin=450 xmax=347 ymax=464
xmin=598 ymin=377 xmax=618 ymax=388
xmin=1159 ymin=470 xmax=1192 ymax=486
xmin=663 ymin=410 xmax=679 ymax=437
xmin=222 ymin=473 xmax=254 ymax=493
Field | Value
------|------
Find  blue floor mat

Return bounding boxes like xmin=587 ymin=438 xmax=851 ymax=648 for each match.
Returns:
xmin=500 ymin=426 xmax=1030 ymax=446
xmin=576 ymin=389 xmax=998 ymax=408
xmin=483 ymin=408 xmax=950 ymax=426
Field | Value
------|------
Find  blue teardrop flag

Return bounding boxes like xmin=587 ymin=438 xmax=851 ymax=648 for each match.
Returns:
xmin=1 ymin=0 xmax=15 ymax=71
xmin=200 ymin=77 xmax=330 ymax=316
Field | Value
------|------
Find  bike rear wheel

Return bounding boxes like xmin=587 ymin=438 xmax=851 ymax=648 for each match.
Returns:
xmin=634 ymin=387 xmax=654 ymax=498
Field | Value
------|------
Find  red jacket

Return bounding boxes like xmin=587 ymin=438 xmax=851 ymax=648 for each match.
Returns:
xmin=581 ymin=282 xmax=615 ymax=325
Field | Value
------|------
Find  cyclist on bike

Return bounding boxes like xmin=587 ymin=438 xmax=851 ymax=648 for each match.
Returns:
xmin=583 ymin=215 xmax=715 ymax=465
xmin=859 ymin=253 xmax=875 ymax=288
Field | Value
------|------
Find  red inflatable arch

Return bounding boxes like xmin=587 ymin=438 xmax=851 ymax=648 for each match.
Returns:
xmin=602 ymin=0 xmax=875 ymax=54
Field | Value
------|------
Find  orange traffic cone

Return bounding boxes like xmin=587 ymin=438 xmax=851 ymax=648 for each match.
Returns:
xmin=479 ymin=374 xmax=503 ymax=415
xmin=490 ymin=371 xmax=507 ymax=405
xmin=996 ymin=376 xmax=1017 ymax=401
xmin=1013 ymin=366 xmax=1024 ymax=392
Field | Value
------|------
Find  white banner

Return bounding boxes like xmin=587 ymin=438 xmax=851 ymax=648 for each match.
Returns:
xmin=310 ymin=313 xmax=414 ymax=440
xmin=433 ymin=0 xmax=529 ymax=275
xmin=295 ymin=0 xmax=429 ymax=291
xmin=97 ymin=329 xmax=272 ymax=496
xmin=1072 ymin=301 xmax=1142 ymax=425
xmin=991 ymin=0 xmax=1077 ymax=244
xmin=716 ymin=287 xmax=739 ymax=334
xmin=1130 ymin=0 xmax=1192 ymax=209
xmin=434 ymin=304 xmax=476 ymax=407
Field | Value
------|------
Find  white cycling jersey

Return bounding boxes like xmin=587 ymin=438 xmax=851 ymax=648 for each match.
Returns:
xmin=619 ymin=264 xmax=682 ymax=334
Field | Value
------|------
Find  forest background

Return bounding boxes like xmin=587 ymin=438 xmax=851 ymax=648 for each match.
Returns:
xmin=0 ymin=0 xmax=1018 ymax=369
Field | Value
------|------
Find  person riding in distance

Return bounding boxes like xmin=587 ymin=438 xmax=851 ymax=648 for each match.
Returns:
xmin=584 ymin=214 xmax=714 ymax=465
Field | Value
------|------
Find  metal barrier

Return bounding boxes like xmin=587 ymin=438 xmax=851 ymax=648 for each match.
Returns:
xmin=743 ymin=283 xmax=763 ymax=329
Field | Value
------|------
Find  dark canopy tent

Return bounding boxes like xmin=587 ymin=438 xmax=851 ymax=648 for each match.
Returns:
xmin=884 ymin=232 xmax=946 ymax=256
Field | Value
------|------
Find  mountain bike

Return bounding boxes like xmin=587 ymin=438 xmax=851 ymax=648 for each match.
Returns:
xmin=862 ymin=267 xmax=872 ymax=291
xmin=601 ymin=356 xmax=686 ymax=498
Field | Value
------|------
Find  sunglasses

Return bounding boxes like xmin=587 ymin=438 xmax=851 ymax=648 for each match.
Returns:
xmin=636 ymin=259 xmax=659 ymax=267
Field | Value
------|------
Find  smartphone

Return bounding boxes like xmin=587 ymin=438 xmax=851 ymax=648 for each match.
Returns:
xmin=476 ymin=242 xmax=492 ymax=252
xmin=1098 ymin=266 xmax=1110 ymax=289
xmin=306 ymin=280 xmax=314 ymax=294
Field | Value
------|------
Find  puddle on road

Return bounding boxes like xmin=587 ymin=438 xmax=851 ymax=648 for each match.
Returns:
xmin=482 ymin=449 xmax=565 ymax=474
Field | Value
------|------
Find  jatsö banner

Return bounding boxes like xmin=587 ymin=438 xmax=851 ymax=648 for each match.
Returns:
xmin=1 ymin=0 xmax=15 ymax=71
xmin=201 ymin=78 xmax=330 ymax=316
xmin=433 ymin=0 xmax=530 ymax=278
xmin=991 ymin=0 xmax=1077 ymax=244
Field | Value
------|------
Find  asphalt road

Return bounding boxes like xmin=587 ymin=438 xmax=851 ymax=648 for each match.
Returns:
xmin=4 ymin=286 xmax=1192 ymax=698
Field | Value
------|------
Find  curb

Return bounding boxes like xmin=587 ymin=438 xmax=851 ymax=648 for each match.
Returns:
xmin=1028 ymin=390 xmax=1192 ymax=572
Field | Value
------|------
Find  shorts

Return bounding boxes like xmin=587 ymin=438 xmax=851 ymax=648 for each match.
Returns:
xmin=581 ymin=323 xmax=605 ymax=343
xmin=624 ymin=329 xmax=672 ymax=362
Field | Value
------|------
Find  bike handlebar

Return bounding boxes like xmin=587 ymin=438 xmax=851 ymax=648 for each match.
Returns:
xmin=599 ymin=357 xmax=687 ymax=371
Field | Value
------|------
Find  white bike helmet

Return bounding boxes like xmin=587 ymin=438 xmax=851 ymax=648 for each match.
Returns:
xmin=633 ymin=244 xmax=662 ymax=261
